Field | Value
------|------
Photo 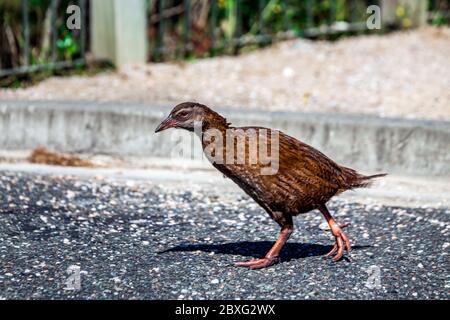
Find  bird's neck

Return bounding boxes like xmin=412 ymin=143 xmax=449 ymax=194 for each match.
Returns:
xmin=195 ymin=114 xmax=230 ymax=137
xmin=197 ymin=117 xmax=232 ymax=158
xmin=204 ymin=122 xmax=230 ymax=133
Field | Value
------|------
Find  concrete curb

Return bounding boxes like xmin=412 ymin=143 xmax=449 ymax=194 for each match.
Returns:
xmin=1 ymin=99 xmax=450 ymax=176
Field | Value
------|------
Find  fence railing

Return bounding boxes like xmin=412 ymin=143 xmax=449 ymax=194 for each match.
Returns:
xmin=1 ymin=0 xmax=449 ymax=78
xmin=0 ymin=0 xmax=88 ymax=78
xmin=148 ymin=0 xmax=382 ymax=61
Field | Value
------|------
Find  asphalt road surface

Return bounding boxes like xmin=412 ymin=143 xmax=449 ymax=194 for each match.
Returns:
xmin=0 ymin=171 xmax=448 ymax=299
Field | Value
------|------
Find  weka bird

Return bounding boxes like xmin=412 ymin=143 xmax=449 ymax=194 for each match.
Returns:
xmin=155 ymin=102 xmax=386 ymax=269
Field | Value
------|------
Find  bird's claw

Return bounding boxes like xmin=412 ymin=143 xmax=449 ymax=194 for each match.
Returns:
xmin=235 ymin=256 xmax=279 ymax=269
xmin=326 ymin=223 xmax=351 ymax=262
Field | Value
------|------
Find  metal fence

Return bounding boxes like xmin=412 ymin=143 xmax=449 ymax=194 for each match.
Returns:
xmin=148 ymin=0 xmax=382 ymax=61
xmin=1 ymin=0 xmax=449 ymax=77
xmin=0 ymin=0 xmax=88 ymax=77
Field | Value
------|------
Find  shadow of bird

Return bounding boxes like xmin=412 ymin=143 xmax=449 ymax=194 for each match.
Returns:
xmin=158 ymin=242 xmax=370 ymax=262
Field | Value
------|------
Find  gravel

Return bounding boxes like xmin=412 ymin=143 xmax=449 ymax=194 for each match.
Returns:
xmin=2 ymin=27 xmax=450 ymax=121
xmin=0 ymin=171 xmax=449 ymax=299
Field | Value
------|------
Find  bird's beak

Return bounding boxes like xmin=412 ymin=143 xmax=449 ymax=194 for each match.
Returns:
xmin=155 ymin=116 xmax=178 ymax=133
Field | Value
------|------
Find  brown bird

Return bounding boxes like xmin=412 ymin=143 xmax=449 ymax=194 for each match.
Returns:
xmin=155 ymin=102 xmax=386 ymax=269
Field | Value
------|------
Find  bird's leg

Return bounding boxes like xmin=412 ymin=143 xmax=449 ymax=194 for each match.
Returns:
xmin=235 ymin=214 xmax=293 ymax=269
xmin=318 ymin=204 xmax=351 ymax=261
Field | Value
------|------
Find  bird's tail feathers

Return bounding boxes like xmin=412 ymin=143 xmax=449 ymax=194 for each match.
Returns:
xmin=364 ymin=173 xmax=388 ymax=180
xmin=352 ymin=172 xmax=388 ymax=189
xmin=339 ymin=165 xmax=387 ymax=190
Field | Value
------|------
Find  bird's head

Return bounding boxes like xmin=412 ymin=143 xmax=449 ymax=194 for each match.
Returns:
xmin=155 ymin=102 xmax=229 ymax=133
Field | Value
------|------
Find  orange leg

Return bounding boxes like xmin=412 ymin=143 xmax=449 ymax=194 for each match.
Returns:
xmin=235 ymin=225 xmax=293 ymax=269
xmin=318 ymin=204 xmax=351 ymax=261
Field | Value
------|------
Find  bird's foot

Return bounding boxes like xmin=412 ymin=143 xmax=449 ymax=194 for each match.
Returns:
xmin=234 ymin=256 xmax=279 ymax=269
xmin=326 ymin=223 xmax=351 ymax=262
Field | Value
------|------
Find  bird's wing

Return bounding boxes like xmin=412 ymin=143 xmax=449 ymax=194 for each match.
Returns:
xmin=210 ymin=127 xmax=352 ymax=213
xmin=240 ymin=128 xmax=349 ymax=208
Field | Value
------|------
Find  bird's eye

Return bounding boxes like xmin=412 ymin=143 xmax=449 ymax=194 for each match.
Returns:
xmin=177 ymin=110 xmax=189 ymax=117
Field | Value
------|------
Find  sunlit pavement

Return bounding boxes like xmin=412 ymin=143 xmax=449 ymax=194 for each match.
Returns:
xmin=0 ymin=170 xmax=448 ymax=299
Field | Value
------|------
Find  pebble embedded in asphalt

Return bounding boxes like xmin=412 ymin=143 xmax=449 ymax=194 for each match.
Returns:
xmin=0 ymin=172 xmax=448 ymax=299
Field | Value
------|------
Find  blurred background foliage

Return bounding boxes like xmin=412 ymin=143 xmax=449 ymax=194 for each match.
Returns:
xmin=148 ymin=0 xmax=380 ymax=60
xmin=0 ymin=0 xmax=84 ymax=70
xmin=1 ymin=0 xmax=449 ymax=86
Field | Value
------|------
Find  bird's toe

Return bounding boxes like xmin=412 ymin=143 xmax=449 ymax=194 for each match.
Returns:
xmin=235 ymin=257 xmax=279 ymax=269
xmin=234 ymin=258 xmax=260 ymax=267
xmin=326 ymin=243 xmax=338 ymax=257
xmin=327 ymin=232 xmax=351 ymax=262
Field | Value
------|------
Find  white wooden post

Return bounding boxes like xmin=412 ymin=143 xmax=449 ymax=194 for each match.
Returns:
xmin=90 ymin=0 xmax=147 ymax=68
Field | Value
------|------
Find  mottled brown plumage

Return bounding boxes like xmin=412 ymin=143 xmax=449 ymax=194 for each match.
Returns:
xmin=155 ymin=102 xmax=386 ymax=269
